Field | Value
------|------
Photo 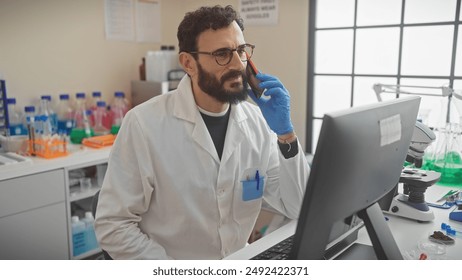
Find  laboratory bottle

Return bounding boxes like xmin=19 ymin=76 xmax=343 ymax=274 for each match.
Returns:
xmin=73 ymin=92 xmax=87 ymax=129
xmin=56 ymin=94 xmax=75 ymax=135
xmin=79 ymin=110 xmax=94 ymax=138
xmin=35 ymin=106 xmax=53 ymax=139
xmin=70 ymin=93 xmax=93 ymax=144
xmin=110 ymin=92 xmax=127 ymax=134
xmin=6 ymin=98 xmax=26 ymax=136
xmin=89 ymin=91 xmax=103 ymax=126
xmin=22 ymin=105 xmax=36 ymax=136
xmin=145 ymin=45 xmax=178 ymax=82
xmin=86 ymin=110 xmax=94 ymax=129
xmin=71 ymin=216 xmax=87 ymax=256
xmin=93 ymin=101 xmax=110 ymax=135
xmin=160 ymin=45 xmax=180 ymax=82
xmin=40 ymin=115 xmax=52 ymax=140
xmin=23 ymin=106 xmax=37 ymax=154
xmin=37 ymin=95 xmax=58 ymax=135
xmin=81 ymin=211 xmax=98 ymax=251
xmin=90 ymin=91 xmax=102 ymax=111
xmin=145 ymin=50 xmax=164 ymax=82
xmin=114 ymin=91 xmax=129 ymax=116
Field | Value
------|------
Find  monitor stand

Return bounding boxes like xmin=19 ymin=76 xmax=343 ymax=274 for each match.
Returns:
xmin=334 ymin=202 xmax=403 ymax=260
xmin=354 ymin=202 xmax=403 ymax=260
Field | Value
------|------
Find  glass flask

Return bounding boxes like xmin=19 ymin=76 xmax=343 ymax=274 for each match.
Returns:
xmin=424 ymin=122 xmax=462 ymax=188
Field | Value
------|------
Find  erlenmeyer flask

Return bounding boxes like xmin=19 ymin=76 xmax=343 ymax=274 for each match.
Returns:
xmin=426 ymin=123 xmax=462 ymax=188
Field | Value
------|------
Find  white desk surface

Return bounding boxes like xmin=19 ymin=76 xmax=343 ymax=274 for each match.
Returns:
xmin=225 ymin=184 xmax=462 ymax=260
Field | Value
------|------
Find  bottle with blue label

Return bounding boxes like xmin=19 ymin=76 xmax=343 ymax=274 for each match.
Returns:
xmin=81 ymin=211 xmax=98 ymax=252
xmin=7 ymin=98 xmax=26 ymax=135
xmin=37 ymin=95 xmax=58 ymax=135
xmin=57 ymin=94 xmax=75 ymax=135
xmin=71 ymin=215 xmax=87 ymax=256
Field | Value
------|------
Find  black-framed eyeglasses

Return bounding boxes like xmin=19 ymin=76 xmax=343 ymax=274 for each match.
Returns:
xmin=188 ymin=43 xmax=255 ymax=66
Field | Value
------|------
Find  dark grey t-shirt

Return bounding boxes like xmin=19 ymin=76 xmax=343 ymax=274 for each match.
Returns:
xmin=201 ymin=106 xmax=298 ymax=160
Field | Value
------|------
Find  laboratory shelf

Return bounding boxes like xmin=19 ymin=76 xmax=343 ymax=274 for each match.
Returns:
xmin=67 ymin=160 xmax=108 ymax=260
xmin=69 ymin=186 xmax=101 ymax=202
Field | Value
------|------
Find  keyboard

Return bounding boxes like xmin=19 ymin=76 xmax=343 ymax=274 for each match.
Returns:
xmin=250 ymin=235 xmax=294 ymax=260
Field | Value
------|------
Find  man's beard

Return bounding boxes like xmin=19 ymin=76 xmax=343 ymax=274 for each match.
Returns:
xmin=196 ymin=62 xmax=249 ymax=104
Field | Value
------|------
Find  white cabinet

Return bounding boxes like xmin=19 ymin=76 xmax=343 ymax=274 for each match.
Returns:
xmin=0 ymin=169 xmax=68 ymax=259
xmin=0 ymin=203 xmax=68 ymax=259
xmin=0 ymin=146 xmax=111 ymax=260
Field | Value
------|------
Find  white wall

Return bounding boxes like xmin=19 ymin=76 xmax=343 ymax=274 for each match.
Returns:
xmin=0 ymin=0 xmax=309 ymax=146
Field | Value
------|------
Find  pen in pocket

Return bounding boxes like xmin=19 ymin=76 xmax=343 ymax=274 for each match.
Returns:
xmin=255 ymin=170 xmax=260 ymax=191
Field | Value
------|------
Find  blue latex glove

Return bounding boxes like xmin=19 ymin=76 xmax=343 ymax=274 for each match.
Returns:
xmin=248 ymin=73 xmax=294 ymax=135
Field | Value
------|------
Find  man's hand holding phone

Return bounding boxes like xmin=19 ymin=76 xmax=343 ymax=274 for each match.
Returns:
xmin=247 ymin=71 xmax=294 ymax=136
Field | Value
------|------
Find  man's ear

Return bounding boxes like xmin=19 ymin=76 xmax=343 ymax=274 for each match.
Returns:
xmin=179 ymin=52 xmax=196 ymax=77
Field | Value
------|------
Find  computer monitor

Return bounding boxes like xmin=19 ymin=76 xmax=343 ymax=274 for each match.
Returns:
xmin=290 ymin=96 xmax=421 ymax=259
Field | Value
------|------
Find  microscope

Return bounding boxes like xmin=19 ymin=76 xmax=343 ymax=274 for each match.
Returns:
xmin=381 ymin=121 xmax=441 ymax=222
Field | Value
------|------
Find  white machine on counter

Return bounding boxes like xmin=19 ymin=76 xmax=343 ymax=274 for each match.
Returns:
xmin=145 ymin=45 xmax=183 ymax=83
xmin=132 ymin=46 xmax=186 ymax=107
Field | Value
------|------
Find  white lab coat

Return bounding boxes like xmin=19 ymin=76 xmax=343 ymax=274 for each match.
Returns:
xmin=94 ymin=75 xmax=310 ymax=259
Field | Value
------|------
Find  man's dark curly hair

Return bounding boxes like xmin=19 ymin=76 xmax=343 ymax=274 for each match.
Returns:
xmin=177 ymin=5 xmax=244 ymax=55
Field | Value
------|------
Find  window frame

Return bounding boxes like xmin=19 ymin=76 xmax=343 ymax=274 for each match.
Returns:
xmin=306 ymin=0 xmax=462 ymax=153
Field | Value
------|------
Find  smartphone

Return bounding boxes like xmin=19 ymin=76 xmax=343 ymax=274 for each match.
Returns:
xmin=246 ymin=57 xmax=265 ymax=99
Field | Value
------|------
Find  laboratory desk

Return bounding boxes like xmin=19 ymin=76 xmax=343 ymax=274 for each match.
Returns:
xmin=225 ymin=184 xmax=462 ymax=260
xmin=0 ymin=146 xmax=111 ymax=260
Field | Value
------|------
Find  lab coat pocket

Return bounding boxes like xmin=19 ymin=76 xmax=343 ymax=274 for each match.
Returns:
xmin=239 ymin=167 xmax=265 ymax=201
xmin=233 ymin=168 xmax=265 ymax=224
xmin=241 ymin=177 xmax=264 ymax=201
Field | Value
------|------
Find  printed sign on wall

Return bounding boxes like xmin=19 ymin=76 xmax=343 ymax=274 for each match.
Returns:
xmin=239 ymin=0 xmax=279 ymax=26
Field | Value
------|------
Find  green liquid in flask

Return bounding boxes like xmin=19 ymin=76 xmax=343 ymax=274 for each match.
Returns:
xmin=424 ymin=152 xmax=462 ymax=188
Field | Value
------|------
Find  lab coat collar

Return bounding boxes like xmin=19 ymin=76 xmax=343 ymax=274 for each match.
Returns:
xmin=173 ymin=75 xmax=247 ymax=123
xmin=173 ymin=75 xmax=198 ymax=123
xmin=173 ymin=75 xmax=248 ymax=164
